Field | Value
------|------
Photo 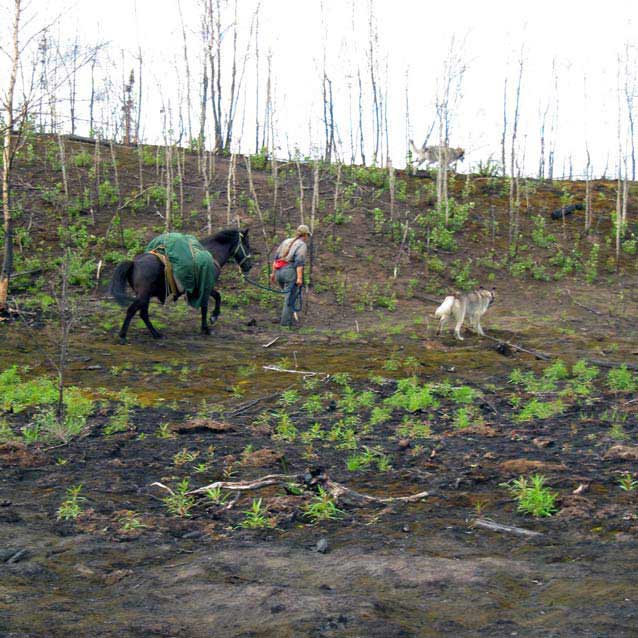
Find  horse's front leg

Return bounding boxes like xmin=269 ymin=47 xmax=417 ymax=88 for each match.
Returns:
xmin=209 ymin=289 xmax=221 ymax=325
xmin=200 ymin=301 xmax=211 ymax=335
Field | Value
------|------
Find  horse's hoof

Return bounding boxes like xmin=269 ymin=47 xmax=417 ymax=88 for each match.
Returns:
xmin=118 ymin=337 xmax=127 ymax=345
xmin=209 ymin=316 xmax=219 ymax=325
xmin=152 ymin=332 xmax=164 ymax=340
xmin=202 ymin=328 xmax=211 ymax=336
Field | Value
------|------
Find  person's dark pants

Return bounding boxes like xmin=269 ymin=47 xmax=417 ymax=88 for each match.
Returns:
xmin=275 ymin=265 xmax=297 ymax=326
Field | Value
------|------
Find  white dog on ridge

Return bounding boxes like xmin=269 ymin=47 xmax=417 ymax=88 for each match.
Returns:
xmin=435 ymin=288 xmax=495 ymax=341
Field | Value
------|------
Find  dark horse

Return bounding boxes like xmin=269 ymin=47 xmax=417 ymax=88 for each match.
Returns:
xmin=110 ymin=228 xmax=252 ymax=342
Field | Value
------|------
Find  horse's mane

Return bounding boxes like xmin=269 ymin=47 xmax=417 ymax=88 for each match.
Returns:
xmin=207 ymin=228 xmax=239 ymax=245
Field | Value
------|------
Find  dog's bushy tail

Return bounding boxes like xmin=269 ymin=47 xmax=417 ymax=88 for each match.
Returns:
xmin=109 ymin=261 xmax=134 ymax=306
xmin=435 ymin=295 xmax=455 ymax=318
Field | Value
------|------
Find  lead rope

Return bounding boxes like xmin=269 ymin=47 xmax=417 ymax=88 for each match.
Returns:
xmin=242 ymin=274 xmax=303 ymax=311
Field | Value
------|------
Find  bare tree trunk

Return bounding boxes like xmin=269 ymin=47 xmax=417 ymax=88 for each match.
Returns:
xmin=508 ymin=54 xmax=524 ymax=254
xmin=547 ymin=59 xmax=559 ymax=182
xmin=254 ymin=10 xmax=260 ymax=153
xmin=176 ymin=148 xmax=185 ymax=224
xmin=0 ymin=0 xmax=23 ymax=313
xmin=368 ymin=0 xmax=380 ymax=165
xmin=226 ymin=153 xmax=235 ymax=224
xmin=135 ymin=47 xmax=143 ymax=144
xmin=223 ymin=0 xmax=239 ymax=152
xmin=296 ymin=160 xmax=305 ymax=224
xmin=615 ymin=170 xmax=622 ymax=272
xmin=69 ymin=35 xmax=79 ymax=135
xmin=204 ymin=0 xmax=223 ymax=151
xmin=623 ymin=43 xmax=636 ymax=181
xmin=138 ymin=143 xmax=144 ymax=194
xmin=262 ymin=50 xmax=272 ymax=152
xmin=501 ymin=76 xmax=507 ymax=177
xmin=89 ymin=50 xmax=97 ymax=135
xmin=357 ymin=68 xmax=365 ymax=166
xmin=199 ymin=57 xmax=208 ymax=150
xmin=615 ymin=59 xmax=624 ymax=272
xmin=122 ymin=69 xmax=135 ymax=145
xmin=271 ymin=142 xmax=279 ymax=223
xmin=245 ymin=156 xmax=270 ymax=251
xmin=585 ymin=145 xmax=592 ymax=232
xmin=308 ymin=160 xmax=319 ymax=285
xmin=203 ymin=150 xmax=213 ymax=234
xmin=388 ymin=158 xmax=395 ymax=223
xmin=538 ymin=103 xmax=548 ymax=179
xmin=177 ymin=0 xmax=193 ymax=144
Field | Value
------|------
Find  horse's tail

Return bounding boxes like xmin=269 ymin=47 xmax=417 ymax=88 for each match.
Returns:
xmin=110 ymin=261 xmax=134 ymax=306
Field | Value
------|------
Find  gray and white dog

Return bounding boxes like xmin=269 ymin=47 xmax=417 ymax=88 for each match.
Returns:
xmin=435 ymin=288 xmax=495 ymax=340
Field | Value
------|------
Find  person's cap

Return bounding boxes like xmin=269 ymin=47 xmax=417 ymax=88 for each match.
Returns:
xmin=297 ymin=224 xmax=312 ymax=236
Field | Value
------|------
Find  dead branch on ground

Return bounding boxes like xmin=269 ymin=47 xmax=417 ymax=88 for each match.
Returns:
xmin=153 ymin=472 xmax=429 ymax=505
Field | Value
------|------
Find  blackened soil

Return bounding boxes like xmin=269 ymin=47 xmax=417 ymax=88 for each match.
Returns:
xmin=2 ymin=320 xmax=638 ymax=637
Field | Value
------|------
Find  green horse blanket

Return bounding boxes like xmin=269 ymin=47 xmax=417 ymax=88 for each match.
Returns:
xmin=146 ymin=233 xmax=217 ymax=309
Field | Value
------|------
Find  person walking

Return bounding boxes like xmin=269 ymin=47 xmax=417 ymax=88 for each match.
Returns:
xmin=269 ymin=224 xmax=311 ymax=327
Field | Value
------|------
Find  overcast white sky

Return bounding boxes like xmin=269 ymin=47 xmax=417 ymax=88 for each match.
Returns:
xmin=6 ymin=0 xmax=638 ymax=176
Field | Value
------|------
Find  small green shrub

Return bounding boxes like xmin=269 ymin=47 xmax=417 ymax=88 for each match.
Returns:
xmin=273 ymin=412 xmax=298 ymax=442
xmin=516 ymin=398 xmax=564 ymax=422
xmin=98 ymin=180 xmax=118 ymax=206
xmin=504 ymin=474 xmax=557 ymax=517
xmin=385 ymin=378 xmax=439 ymax=413
xmin=607 ymin=365 xmax=637 ymax=392
xmin=162 ymin=478 xmax=195 ymax=517
xmin=304 ymin=487 xmax=344 ymax=522
xmin=73 ymin=150 xmax=93 ymax=168
xmin=239 ymin=498 xmax=273 ymax=529
xmin=56 ymin=484 xmax=86 ymax=521
xmin=618 ymin=472 xmax=638 ymax=492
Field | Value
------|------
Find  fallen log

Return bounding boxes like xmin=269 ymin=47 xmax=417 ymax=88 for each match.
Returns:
xmin=480 ymin=333 xmax=552 ymax=361
xmin=587 ymin=359 xmax=638 ymax=371
xmin=563 ymin=289 xmax=604 ymax=316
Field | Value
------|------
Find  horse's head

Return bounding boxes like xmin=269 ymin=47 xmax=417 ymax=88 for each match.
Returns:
xmin=232 ymin=228 xmax=253 ymax=274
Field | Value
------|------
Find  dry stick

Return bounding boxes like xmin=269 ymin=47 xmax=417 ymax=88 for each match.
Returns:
xmin=227 ymin=383 xmax=297 ymax=417
xmin=324 ymin=482 xmax=429 ymax=505
xmin=262 ymin=364 xmax=324 ymax=376
xmin=472 ymin=518 xmax=543 ymax=538
xmin=262 ymin=335 xmax=280 ymax=348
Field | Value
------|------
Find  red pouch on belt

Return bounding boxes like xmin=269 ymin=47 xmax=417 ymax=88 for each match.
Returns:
xmin=273 ymin=259 xmax=289 ymax=270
